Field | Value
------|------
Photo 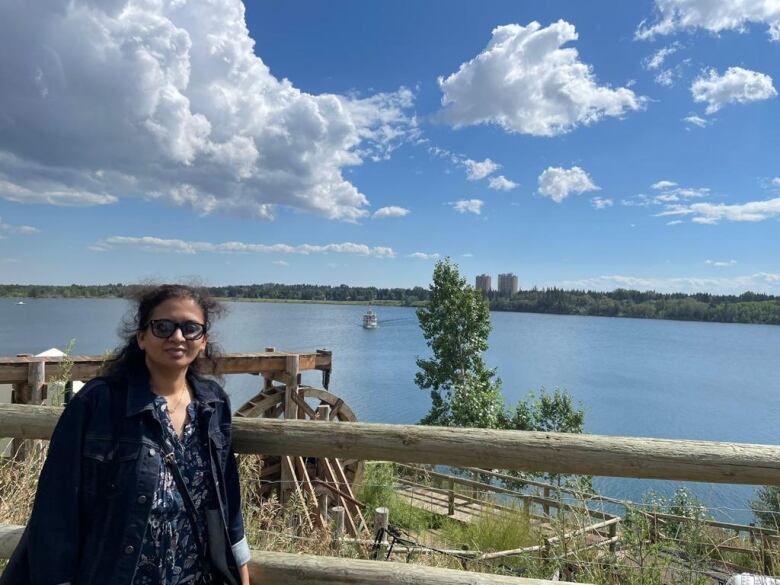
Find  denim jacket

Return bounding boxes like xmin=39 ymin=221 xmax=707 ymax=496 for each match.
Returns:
xmin=1 ymin=369 xmax=250 ymax=585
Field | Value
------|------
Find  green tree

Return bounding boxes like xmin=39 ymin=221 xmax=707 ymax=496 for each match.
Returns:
xmin=752 ymin=486 xmax=780 ymax=531
xmin=415 ymin=258 xmax=503 ymax=428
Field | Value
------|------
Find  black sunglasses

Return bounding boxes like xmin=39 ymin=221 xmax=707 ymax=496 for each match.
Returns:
xmin=146 ymin=319 xmax=207 ymax=340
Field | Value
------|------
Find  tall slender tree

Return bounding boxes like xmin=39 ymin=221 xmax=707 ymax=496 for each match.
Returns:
xmin=415 ymin=258 xmax=503 ymax=427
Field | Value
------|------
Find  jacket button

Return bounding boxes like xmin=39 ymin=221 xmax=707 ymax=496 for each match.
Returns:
xmin=137 ymin=495 xmax=147 ymax=504
xmin=125 ymin=545 xmax=135 ymax=554
xmin=149 ymin=448 xmax=156 ymax=457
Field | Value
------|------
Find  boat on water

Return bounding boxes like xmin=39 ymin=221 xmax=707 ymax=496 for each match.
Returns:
xmin=362 ymin=309 xmax=378 ymax=329
xmin=16 ymin=301 xmax=25 ymax=305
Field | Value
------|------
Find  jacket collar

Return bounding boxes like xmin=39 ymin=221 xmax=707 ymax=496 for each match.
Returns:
xmin=125 ymin=367 xmax=223 ymax=417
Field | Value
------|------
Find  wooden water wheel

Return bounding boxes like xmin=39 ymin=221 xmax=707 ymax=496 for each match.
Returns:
xmin=235 ymin=366 xmax=367 ymax=536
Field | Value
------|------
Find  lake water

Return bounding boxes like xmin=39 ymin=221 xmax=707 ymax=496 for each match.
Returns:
xmin=2 ymin=297 xmax=779 ymax=523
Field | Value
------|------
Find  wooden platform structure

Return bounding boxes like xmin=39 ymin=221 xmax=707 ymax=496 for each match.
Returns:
xmin=0 ymin=349 xmax=368 ymax=537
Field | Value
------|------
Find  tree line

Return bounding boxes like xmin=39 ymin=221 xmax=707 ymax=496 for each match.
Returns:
xmin=1 ymin=282 xmax=779 ymax=325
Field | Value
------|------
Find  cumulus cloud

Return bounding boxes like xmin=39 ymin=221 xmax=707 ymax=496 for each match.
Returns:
xmin=705 ymin=259 xmax=737 ymax=267
xmin=408 ymin=252 xmax=440 ymax=260
xmin=771 ymin=177 xmax=780 ymax=187
xmin=372 ymin=206 xmax=410 ymax=219
xmin=560 ymin=272 xmax=780 ymax=294
xmin=683 ymin=115 xmax=711 ymax=127
xmin=691 ymin=67 xmax=776 ymax=114
xmin=591 ymin=196 xmax=614 ymax=209
xmin=96 ymin=236 xmax=396 ymax=257
xmin=463 ymin=158 xmax=500 ymax=180
xmin=0 ymin=1 xmax=416 ymax=221
xmin=652 ymin=180 xmax=678 ymax=190
xmin=0 ymin=217 xmax=39 ymax=237
xmin=438 ymin=21 xmax=645 ymax=136
xmin=657 ymin=197 xmax=780 ymax=224
xmin=450 ymin=199 xmax=485 ymax=214
xmin=538 ymin=166 xmax=599 ymax=203
xmin=488 ymin=175 xmax=518 ymax=191
xmin=636 ymin=0 xmax=780 ymax=42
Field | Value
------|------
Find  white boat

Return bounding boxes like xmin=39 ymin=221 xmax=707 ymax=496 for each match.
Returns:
xmin=362 ymin=309 xmax=378 ymax=329
xmin=16 ymin=301 xmax=25 ymax=305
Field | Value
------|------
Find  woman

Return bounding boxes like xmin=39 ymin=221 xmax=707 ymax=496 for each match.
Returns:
xmin=3 ymin=284 xmax=250 ymax=585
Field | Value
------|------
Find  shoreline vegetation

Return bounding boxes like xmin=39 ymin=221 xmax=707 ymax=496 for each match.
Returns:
xmin=1 ymin=283 xmax=779 ymax=325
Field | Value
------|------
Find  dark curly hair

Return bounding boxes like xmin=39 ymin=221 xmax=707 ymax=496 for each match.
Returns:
xmin=105 ymin=284 xmax=225 ymax=382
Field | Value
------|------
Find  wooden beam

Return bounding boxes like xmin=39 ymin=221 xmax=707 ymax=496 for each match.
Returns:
xmin=0 ymin=351 xmax=332 ymax=384
xmin=0 ymin=524 xmax=583 ymax=584
xmin=4 ymin=404 xmax=780 ymax=485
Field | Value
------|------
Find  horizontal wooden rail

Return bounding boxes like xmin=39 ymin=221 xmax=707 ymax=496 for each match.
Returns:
xmin=2 ymin=404 xmax=780 ymax=484
xmin=0 ymin=351 xmax=331 ymax=384
xmin=0 ymin=524 xmax=581 ymax=584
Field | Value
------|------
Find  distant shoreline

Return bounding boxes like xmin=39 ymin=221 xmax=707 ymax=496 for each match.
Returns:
xmin=0 ymin=285 xmax=780 ymax=325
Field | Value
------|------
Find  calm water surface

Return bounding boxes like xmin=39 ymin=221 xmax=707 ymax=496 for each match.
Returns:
xmin=2 ymin=298 xmax=778 ymax=522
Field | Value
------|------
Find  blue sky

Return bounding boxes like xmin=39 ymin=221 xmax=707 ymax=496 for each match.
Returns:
xmin=0 ymin=0 xmax=779 ymax=293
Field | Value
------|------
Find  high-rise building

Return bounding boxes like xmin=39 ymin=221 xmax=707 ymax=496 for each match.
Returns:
xmin=475 ymin=274 xmax=491 ymax=294
xmin=498 ymin=273 xmax=518 ymax=296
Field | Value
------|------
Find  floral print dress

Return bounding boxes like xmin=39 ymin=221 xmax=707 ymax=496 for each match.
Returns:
xmin=132 ymin=398 xmax=215 ymax=585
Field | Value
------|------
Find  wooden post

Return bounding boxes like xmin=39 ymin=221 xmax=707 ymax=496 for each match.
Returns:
xmin=374 ymin=507 xmax=389 ymax=541
xmin=331 ymin=505 xmax=345 ymax=542
xmin=11 ymin=355 xmax=33 ymax=459
xmin=316 ymin=404 xmax=331 ymax=421
xmin=280 ymin=354 xmax=300 ymax=505
xmin=543 ymin=487 xmax=551 ymax=517
xmin=262 ymin=347 xmax=276 ymax=392
xmin=28 ymin=361 xmax=45 ymax=405
xmin=448 ymin=477 xmax=455 ymax=516
xmin=471 ymin=469 xmax=480 ymax=500
xmin=608 ymin=520 xmax=618 ymax=552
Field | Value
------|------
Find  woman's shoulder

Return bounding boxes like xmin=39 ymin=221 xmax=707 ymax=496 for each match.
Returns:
xmin=67 ymin=376 xmax=118 ymax=407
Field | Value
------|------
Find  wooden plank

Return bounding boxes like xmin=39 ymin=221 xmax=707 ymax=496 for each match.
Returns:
xmin=290 ymin=392 xmax=318 ymax=420
xmin=1 ymin=524 xmax=580 ymax=584
xmin=0 ymin=351 xmax=332 ymax=384
xmin=6 ymin=404 xmax=780 ymax=485
xmin=333 ymin=458 xmax=368 ymax=533
xmin=281 ymin=455 xmax=313 ymax=531
xmin=295 ymin=457 xmax=326 ymax=528
xmin=321 ymin=458 xmax=359 ymax=537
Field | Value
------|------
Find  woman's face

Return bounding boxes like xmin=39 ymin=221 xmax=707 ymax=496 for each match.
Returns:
xmin=137 ymin=296 xmax=208 ymax=374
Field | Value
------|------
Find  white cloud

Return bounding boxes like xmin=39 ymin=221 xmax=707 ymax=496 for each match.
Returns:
xmin=645 ymin=45 xmax=679 ymax=70
xmin=772 ymin=177 xmax=780 ymax=187
xmin=408 ymin=252 xmax=440 ymax=260
xmin=691 ymin=67 xmax=776 ymax=114
xmin=560 ymin=273 xmax=780 ymax=294
xmin=0 ymin=216 xmax=39 ymax=236
xmin=657 ymin=197 xmax=780 ymax=224
xmin=0 ymin=177 xmax=118 ymax=207
xmin=488 ymin=175 xmax=519 ymax=191
xmin=705 ymin=259 xmax=737 ymax=267
xmin=637 ymin=1 xmax=780 ymax=42
xmin=272 ymin=260 xmax=289 ymax=266
xmin=461 ymin=253 xmax=474 ymax=258
xmin=591 ymin=197 xmax=614 ymax=209
xmin=463 ymin=158 xmax=500 ymax=180
xmin=438 ymin=21 xmax=645 ymax=136
xmin=643 ymin=44 xmax=687 ymax=86
xmin=538 ymin=166 xmax=599 ymax=203
xmin=0 ymin=1 xmax=416 ymax=221
xmin=372 ymin=206 xmax=410 ymax=219
xmin=652 ymin=180 xmax=678 ymax=190
xmin=97 ymin=236 xmax=396 ymax=257
xmin=450 ymin=199 xmax=485 ymax=215
xmin=683 ymin=115 xmax=711 ymax=127
xmin=666 ymin=220 xmax=684 ymax=225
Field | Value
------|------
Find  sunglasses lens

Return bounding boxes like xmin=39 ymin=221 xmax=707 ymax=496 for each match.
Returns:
xmin=181 ymin=322 xmax=204 ymax=340
xmin=150 ymin=320 xmax=176 ymax=338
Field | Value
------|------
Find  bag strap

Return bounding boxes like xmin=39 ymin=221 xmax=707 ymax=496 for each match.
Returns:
xmin=161 ymin=439 xmax=208 ymax=562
